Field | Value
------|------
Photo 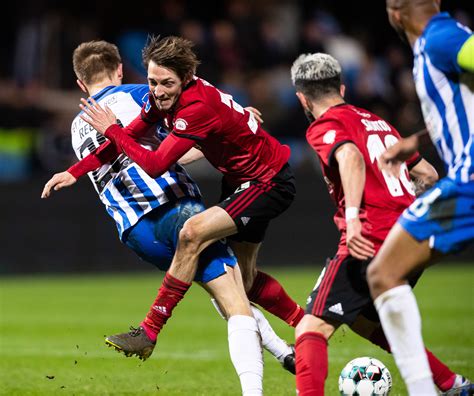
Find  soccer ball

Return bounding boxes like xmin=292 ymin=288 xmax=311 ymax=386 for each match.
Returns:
xmin=338 ymin=357 xmax=392 ymax=395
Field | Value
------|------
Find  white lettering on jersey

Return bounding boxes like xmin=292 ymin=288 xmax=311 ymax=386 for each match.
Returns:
xmin=367 ymin=134 xmax=416 ymax=197
xmin=217 ymin=90 xmax=258 ymax=133
xmin=361 ymin=119 xmax=391 ymax=132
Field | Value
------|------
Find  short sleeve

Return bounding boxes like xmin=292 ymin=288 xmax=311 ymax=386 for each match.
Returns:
xmin=426 ymin=20 xmax=471 ymax=74
xmin=172 ymin=102 xmax=222 ymax=141
xmin=306 ymin=118 xmax=354 ymax=167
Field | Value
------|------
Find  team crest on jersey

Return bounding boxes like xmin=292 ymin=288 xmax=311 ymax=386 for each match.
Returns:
xmin=323 ymin=130 xmax=336 ymax=144
xmin=174 ymin=118 xmax=188 ymax=131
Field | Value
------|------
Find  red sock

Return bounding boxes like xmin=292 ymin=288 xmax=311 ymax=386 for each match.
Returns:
xmin=369 ymin=327 xmax=455 ymax=391
xmin=141 ymin=272 xmax=191 ymax=342
xmin=426 ymin=350 xmax=456 ymax=391
xmin=295 ymin=332 xmax=328 ymax=396
xmin=247 ymin=271 xmax=305 ymax=327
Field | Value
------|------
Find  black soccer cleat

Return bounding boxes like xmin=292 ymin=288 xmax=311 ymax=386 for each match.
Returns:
xmin=282 ymin=344 xmax=296 ymax=375
xmin=105 ymin=326 xmax=156 ymax=361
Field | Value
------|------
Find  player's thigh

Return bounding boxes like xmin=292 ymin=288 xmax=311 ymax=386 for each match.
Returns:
xmin=124 ymin=209 xmax=175 ymax=271
xmin=367 ymin=223 xmax=433 ymax=294
xmin=181 ymin=206 xmax=238 ymax=248
xmin=217 ymin=164 xmax=296 ymax=244
xmin=228 ymin=240 xmax=261 ymax=284
xmin=202 ymin=265 xmax=252 ymax=318
xmin=305 ymin=254 xmax=375 ymax=331
xmin=195 ymin=237 xmax=238 ymax=283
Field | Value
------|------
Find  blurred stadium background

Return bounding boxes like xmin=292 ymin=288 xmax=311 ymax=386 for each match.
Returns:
xmin=1 ymin=0 xmax=473 ymax=272
xmin=0 ymin=1 xmax=472 ymax=394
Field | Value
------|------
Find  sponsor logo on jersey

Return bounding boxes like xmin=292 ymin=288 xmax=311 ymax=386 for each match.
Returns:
xmin=323 ymin=130 xmax=336 ymax=144
xmin=328 ymin=303 xmax=344 ymax=315
xmin=240 ymin=216 xmax=251 ymax=226
xmin=235 ymin=181 xmax=251 ymax=193
xmin=174 ymin=118 xmax=188 ymax=131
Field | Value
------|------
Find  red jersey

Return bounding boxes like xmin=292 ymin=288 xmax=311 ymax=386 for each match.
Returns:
xmin=162 ymin=77 xmax=290 ymax=187
xmin=306 ymin=104 xmax=421 ymax=254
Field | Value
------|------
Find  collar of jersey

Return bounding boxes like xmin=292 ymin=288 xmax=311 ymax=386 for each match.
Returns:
xmin=92 ymin=85 xmax=117 ymax=101
xmin=172 ymin=79 xmax=198 ymax=113
xmin=423 ymin=12 xmax=451 ymax=36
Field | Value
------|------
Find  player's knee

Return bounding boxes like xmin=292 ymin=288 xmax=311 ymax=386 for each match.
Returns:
xmin=178 ymin=221 xmax=203 ymax=250
xmin=295 ymin=314 xmax=332 ymax=340
xmin=367 ymin=261 xmax=392 ymax=295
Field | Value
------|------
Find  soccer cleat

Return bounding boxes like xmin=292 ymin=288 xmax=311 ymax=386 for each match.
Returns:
xmin=281 ymin=344 xmax=296 ymax=375
xmin=105 ymin=326 xmax=155 ymax=361
xmin=440 ymin=375 xmax=473 ymax=396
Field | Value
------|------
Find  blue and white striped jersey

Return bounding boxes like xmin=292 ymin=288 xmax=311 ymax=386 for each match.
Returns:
xmin=71 ymin=84 xmax=201 ymax=240
xmin=413 ymin=12 xmax=474 ymax=183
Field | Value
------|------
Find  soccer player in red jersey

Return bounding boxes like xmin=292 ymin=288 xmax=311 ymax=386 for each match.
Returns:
xmin=291 ymin=52 xmax=466 ymax=395
xmin=78 ymin=35 xmax=304 ymax=358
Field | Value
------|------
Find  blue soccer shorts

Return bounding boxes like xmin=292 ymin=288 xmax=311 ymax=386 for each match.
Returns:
xmin=398 ymin=177 xmax=474 ymax=254
xmin=123 ymin=197 xmax=237 ymax=283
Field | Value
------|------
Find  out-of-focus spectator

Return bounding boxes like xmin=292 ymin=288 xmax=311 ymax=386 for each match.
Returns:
xmin=3 ymin=0 xmax=470 ymax=181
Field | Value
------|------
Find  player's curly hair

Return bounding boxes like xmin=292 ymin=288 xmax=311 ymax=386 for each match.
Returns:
xmin=291 ymin=53 xmax=342 ymax=101
xmin=142 ymin=35 xmax=200 ymax=82
xmin=73 ymin=41 xmax=121 ymax=85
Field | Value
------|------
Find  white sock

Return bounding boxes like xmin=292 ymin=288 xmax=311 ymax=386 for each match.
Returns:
xmin=228 ymin=315 xmax=264 ymax=396
xmin=374 ymin=285 xmax=437 ymax=396
xmin=251 ymin=305 xmax=292 ymax=363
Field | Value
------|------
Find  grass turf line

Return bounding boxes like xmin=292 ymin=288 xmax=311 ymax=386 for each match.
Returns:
xmin=0 ymin=264 xmax=472 ymax=395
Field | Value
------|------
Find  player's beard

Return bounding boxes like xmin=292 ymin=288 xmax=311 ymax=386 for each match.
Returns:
xmin=304 ymin=108 xmax=316 ymax=123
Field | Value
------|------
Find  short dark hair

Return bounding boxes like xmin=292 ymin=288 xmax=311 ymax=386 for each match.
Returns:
xmin=142 ymin=35 xmax=200 ymax=81
xmin=73 ymin=41 xmax=121 ymax=85
xmin=294 ymin=76 xmax=341 ymax=101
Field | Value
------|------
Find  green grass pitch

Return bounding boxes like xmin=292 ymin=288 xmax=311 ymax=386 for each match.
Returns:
xmin=1 ymin=265 xmax=472 ymax=395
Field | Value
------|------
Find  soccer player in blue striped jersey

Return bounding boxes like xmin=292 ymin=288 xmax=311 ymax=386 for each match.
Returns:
xmin=41 ymin=41 xmax=295 ymax=395
xmin=367 ymin=1 xmax=474 ymax=395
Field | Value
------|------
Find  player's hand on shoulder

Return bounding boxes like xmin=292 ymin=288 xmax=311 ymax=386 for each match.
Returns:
xmin=79 ymin=97 xmax=117 ymax=135
xmin=346 ymin=218 xmax=375 ymax=260
xmin=378 ymin=135 xmax=419 ymax=178
xmin=41 ymin=171 xmax=77 ymax=199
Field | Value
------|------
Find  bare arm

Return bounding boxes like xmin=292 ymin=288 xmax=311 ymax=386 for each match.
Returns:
xmin=409 ymin=158 xmax=439 ymax=196
xmin=378 ymin=129 xmax=430 ymax=177
xmin=335 ymin=143 xmax=375 ymax=260
xmin=178 ymin=147 xmax=205 ymax=165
